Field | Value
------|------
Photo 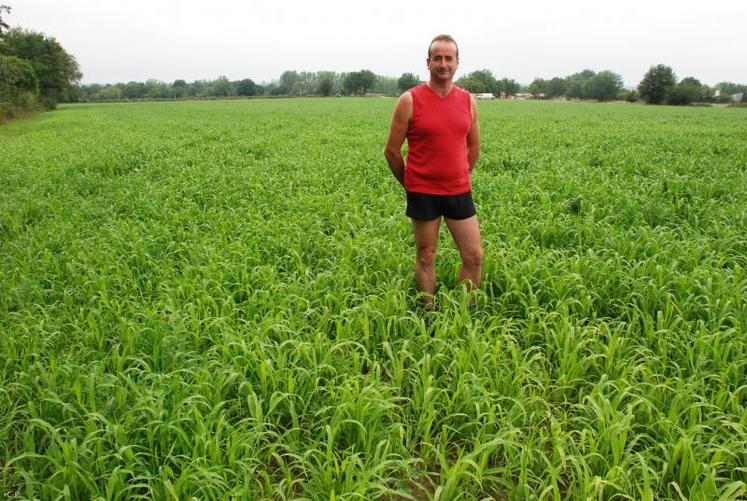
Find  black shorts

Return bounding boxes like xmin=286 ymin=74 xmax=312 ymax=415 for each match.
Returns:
xmin=406 ymin=191 xmax=477 ymax=221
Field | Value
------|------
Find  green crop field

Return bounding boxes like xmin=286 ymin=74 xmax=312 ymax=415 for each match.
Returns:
xmin=1 ymin=98 xmax=746 ymax=499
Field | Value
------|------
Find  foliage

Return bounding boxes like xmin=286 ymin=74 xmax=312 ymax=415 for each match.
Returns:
xmin=668 ymin=77 xmax=704 ymax=105
xmin=358 ymin=69 xmax=377 ymax=95
xmin=528 ymin=78 xmax=546 ymax=96
xmin=564 ymin=69 xmax=595 ymax=99
xmin=73 ymin=69 xmax=389 ymax=101
xmin=93 ymin=85 xmax=123 ymax=101
xmin=619 ymin=88 xmax=639 ymax=102
xmin=210 ymin=76 xmax=235 ymax=97
xmin=714 ymin=81 xmax=747 ymax=96
xmin=172 ymin=79 xmax=189 ymax=98
xmin=142 ymin=78 xmax=173 ymax=99
xmin=317 ymin=71 xmax=335 ymax=96
xmin=343 ymin=70 xmax=376 ymax=95
xmin=0 ymin=4 xmax=9 ymax=37
xmin=638 ymin=64 xmax=676 ymax=104
xmin=38 ymin=64 xmax=747 ymax=106
xmin=584 ymin=70 xmax=624 ymax=101
xmin=1 ymin=99 xmax=746 ymax=498
xmin=1 ymin=27 xmax=81 ymax=109
xmin=544 ymin=77 xmax=566 ymax=98
xmin=122 ymin=81 xmax=146 ymax=99
xmin=397 ymin=72 xmax=420 ymax=93
xmin=0 ymin=54 xmax=39 ymax=95
xmin=277 ymin=70 xmax=300 ymax=95
xmin=496 ymin=78 xmax=520 ymax=96
xmin=0 ymin=16 xmax=80 ymax=118
xmin=457 ymin=69 xmax=498 ymax=95
xmin=0 ymin=54 xmax=40 ymax=117
xmin=372 ymin=75 xmax=398 ymax=95
xmin=456 ymin=76 xmax=487 ymax=93
xmin=235 ymin=78 xmax=257 ymax=97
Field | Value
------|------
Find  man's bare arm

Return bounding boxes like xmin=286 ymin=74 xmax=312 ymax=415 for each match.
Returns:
xmin=467 ymin=95 xmax=480 ymax=172
xmin=384 ymin=92 xmax=412 ymax=187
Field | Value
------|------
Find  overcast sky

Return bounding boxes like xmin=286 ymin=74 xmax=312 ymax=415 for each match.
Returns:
xmin=6 ymin=0 xmax=747 ymax=87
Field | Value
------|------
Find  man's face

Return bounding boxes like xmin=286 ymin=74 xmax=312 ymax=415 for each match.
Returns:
xmin=427 ymin=41 xmax=459 ymax=83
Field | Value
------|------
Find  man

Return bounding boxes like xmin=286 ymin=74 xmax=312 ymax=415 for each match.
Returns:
xmin=384 ymin=34 xmax=483 ymax=309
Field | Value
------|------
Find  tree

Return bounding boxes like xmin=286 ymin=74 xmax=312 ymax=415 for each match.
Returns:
xmin=144 ymin=79 xmax=169 ymax=98
xmin=1 ymin=28 xmax=81 ymax=108
xmin=93 ymin=85 xmax=123 ymax=101
xmin=584 ymin=70 xmax=623 ymax=101
xmin=297 ymin=71 xmax=319 ymax=96
xmin=528 ymin=78 xmax=546 ymax=97
xmin=235 ymin=78 xmax=257 ymax=96
xmin=714 ymin=81 xmax=747 ymax=96
xmin=544 ymin=77 xmax=566 ymax=98
xmin=638 ymin=64 xmax=676 ymax=104
xmin=278 ymin=70 xmax=300 ymax=95
xmin=268 ymin=82 xmax=284 ymax=96
xmin=397 ymin=72 xmax=420 ymax=93
xmin=78 ymin=83 xmax=101 ymax=101
xmin=619 ymin=89 xmax=639 ymax=102
xmin=172 ymin=79 xmax=188 ymax=98
xmin=456 ymin=69 xmax=498 ymax=95
xmin=123 ymin=81 xmax=145 ymax=99
xmin=373 ymin=75 xmax=397 ymax=95
xmin=700 ymin=85 xmax=714 ymax=101
xmin=712 ymin=81 xmax=747 ymax=102
xmin=359 ymin=70 xmax=376 ymax=95
xmin=565 ymin=70 xmax=596 ymax=99
xmin=343 ymin=70 xmax=376 ymax=95
xmin=496 ymin=78 xmax=520 ymax=97
xmin=210 ymin=76 xmax=235 ymax=97
xmin=0 ymin=54 xmax=41 ymax=117
xmin=317 ymin=71 xmax=335 ymax=96
xmin=342 ymin=72 xmax=359 ymax=95
xmin=668 ymin=76 xmax=703 ymax=105
xmin=0 ymin=54 xmax=38 ymax=95
xmin=455 ymin=77 xmax=487 ymax=93
xmin=190 ymin=80 xmax=209 ymax=97
xmin=0 ymin=4 xmax=10 ymax=38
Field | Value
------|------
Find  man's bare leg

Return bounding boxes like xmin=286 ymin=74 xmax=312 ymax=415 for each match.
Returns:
xmin=445 ymin=215 xmax=483 ymax=289
xmin=412 ymin=217 xmax=441 ymax=308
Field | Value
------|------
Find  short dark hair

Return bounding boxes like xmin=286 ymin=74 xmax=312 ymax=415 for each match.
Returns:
xmin=428 ymin=34 xmax=459 ymax=59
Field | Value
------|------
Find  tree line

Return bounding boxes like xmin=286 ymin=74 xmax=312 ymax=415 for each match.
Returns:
xmin=459 ymin=67 xmax=746 ymax=105
xmin=2 ymin=4 xmax=746 ymax=120
xmin=74 ymin=67 xmax=747 ymax=106
xmin=636 ymin=64 xmax=746 ymax=105
xmin=75 ymin=69 xmax=408 ymax=102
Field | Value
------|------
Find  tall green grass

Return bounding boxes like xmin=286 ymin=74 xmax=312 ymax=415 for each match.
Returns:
xmin=1 ymin=99 xmax=746 ymax=499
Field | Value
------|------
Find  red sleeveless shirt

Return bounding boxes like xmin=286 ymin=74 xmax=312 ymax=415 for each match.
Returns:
xmin=405 ymin=83 xmax=472 ymax=195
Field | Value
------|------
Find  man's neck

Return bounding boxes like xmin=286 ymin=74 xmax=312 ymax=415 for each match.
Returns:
xmin=427 ymin=80 xmax=453 ymax=97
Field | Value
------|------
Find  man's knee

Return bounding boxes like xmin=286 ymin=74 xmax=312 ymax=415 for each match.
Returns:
xmin=416 ymin=245 xmax=436 ymax=268
xmin=462 ymin=246 xmax=483 ymax=268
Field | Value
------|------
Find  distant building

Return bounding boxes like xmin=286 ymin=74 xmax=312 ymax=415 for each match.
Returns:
xmin=474 ymin=93 xmax=495 ymax=100
xmin=713 ymin=89 xmax=745 ymax=102
xmin=513 ymin=92 xmax=545 ymax=100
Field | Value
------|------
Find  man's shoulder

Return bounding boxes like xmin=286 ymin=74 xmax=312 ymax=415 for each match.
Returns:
xmin=453 ymin=85 xmax=473 ymax=98
xmin=408 ymin=83 xmax=426 ymax=94
xmin=398 ymin=89 xmax=414 ymax=105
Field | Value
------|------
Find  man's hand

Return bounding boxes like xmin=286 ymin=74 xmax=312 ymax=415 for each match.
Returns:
xmin=384 ymin=92 xmax=413 ymax=187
